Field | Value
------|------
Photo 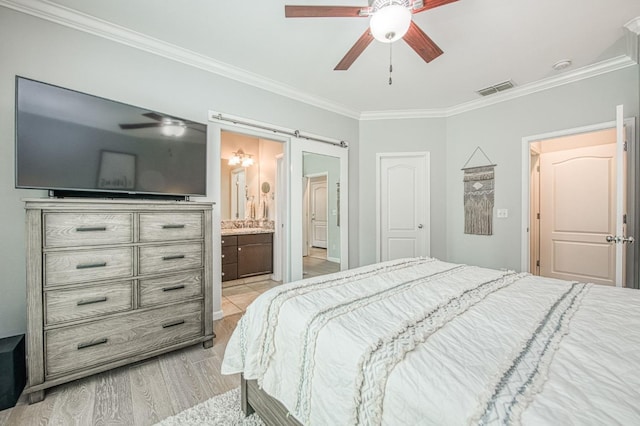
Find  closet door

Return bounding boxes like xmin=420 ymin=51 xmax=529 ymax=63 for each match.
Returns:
xmin=376 ymin=152 xmax=430 ymax=262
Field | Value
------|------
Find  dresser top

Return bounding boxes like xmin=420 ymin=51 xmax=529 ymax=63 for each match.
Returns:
xmin=23 ymin=197 xmax=214 ymax=211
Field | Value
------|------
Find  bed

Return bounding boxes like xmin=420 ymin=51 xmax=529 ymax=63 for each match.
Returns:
xmin=221 ymin=257 xmax=640 ymax=425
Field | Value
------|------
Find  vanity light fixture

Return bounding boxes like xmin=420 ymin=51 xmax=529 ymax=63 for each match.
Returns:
xmin=228 ymin=148 xmax=254 ymax=167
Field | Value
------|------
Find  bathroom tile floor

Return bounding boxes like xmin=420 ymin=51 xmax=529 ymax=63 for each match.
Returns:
xmin=221 ymin=248 xmax=341 ymax=317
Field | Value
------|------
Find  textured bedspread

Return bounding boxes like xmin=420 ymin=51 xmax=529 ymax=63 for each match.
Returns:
xmin=221 ymin=258 xmax=640 ymax=425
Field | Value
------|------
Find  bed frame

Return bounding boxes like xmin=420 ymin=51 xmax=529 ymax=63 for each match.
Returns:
xmin=241 ymin=376 xmax=302 ymax=426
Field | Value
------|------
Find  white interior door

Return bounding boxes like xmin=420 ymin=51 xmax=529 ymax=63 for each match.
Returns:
xmin=539 ymin=143 xmax=617 ymax=285
xmin=310 ymin=176 xmax=328 ymax=248
xmin=539 ymin=105 xmax=632 ymax=287
xmin=614 ymin=104 xmax=632 ymax=286
xmin=376 ymin=152 xmax=430 ymax=262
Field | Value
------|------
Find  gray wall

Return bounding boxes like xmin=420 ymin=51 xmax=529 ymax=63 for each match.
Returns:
xmin=358 ymin=66 xmax=639 ymax=270
xmin=0 ymin=9 xmax=359 ymax=339
xmin=358 ymin=118 xmax=448 ymax=266
xmin=446 ymin=67 xmax=639 ymax=271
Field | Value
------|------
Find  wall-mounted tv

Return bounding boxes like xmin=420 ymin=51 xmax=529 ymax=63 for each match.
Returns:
xmin=15 ymin=77 xmax=207 ymax=198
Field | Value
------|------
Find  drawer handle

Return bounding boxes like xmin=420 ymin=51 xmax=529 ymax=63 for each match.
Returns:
xmin=76 ymin=262 xmax=107 ymax=270
xmin=162 ymin=319 xmax=185 ymax=329
xmin=162 ymin=284 xmax=185 ymax=292
xmin=77 ymin=338 xmax=108 ymax=350
xmin=162 ymin=224 xmax=185 ymax=229
xmin=221 ymin=240 xmax=225 ymax=244
xmin=221 ymin=254 xmax=225 ymax=258
xmin=76 ymin=226 xmax=107 ymax=232
xmin=238 ymin=247 xmax=242 ymax=251
xmin=162 ymin=255 xmax=185 ymax=261
xmin=77 ymin=296 xmax=108 ymax=306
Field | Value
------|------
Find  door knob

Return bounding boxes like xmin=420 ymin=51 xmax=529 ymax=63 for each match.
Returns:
xmin=622 ymin=236 xmax=635 ymax=244
xmin=418 ymin=224 xmax=424 ymax=229
xmin=606 ymin=235 xmax=619 ymax=243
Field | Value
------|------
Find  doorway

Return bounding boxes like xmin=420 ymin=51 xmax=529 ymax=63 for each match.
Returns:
xmin=522 ymin=109 xmax=636 ymax=287
xmin=291 ymin=139 xmax=349 ymax=282
xmin=531 ymin=129 xmax=618 ymax=285
xmin=301 ymin=159 xmax=339 ymax=278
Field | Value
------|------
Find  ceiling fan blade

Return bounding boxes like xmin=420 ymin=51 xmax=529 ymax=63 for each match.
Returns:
xmin=142 ymin=112 xmax=165 ymax=121
xmin=285 ymin=5 xmax=366 ymax=18
xmin=403 ymin=21 xmax=443 ymax=63
xmin=334 ymin=29 xmax=374 ymax=70
xmin=413 ymin=0 xmax=458 ymax=14
xmin=119 ymin=122 xmax=163 ymax=130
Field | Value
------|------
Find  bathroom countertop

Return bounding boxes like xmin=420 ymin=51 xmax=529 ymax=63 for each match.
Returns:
xmin=221 ymin=227 xmax=275 ymax=236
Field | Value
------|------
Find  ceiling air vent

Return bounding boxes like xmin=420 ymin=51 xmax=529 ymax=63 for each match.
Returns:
xmin=477 ymin=80 xmax=515 ymax=97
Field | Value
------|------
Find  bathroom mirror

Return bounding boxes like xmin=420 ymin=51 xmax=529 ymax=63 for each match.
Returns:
xmin=220 ymin=130 xmax=283 ymax=221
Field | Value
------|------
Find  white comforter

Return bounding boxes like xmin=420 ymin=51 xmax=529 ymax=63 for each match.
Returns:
xmin=221 ymin=258 xmax=640 ymax=425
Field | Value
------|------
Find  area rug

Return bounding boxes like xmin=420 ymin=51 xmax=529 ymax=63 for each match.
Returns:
xmin=155 ymin=388 xmax=265 ymax=426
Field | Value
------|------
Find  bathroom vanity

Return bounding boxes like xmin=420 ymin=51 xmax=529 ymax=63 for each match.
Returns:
xmin=221 ymin=228 xmax=273 ymax=285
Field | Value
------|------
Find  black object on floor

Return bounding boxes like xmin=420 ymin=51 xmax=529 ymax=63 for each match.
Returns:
xmin=0 ymin=334 xmax=26 ymax=410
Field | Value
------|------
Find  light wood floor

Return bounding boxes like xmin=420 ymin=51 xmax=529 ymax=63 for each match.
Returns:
xmin=0 ymin=313 xmax=243 ymax=426
xmin=304 ymin=248 xmax=340 ymax=279
xmin=0 ymin=256 xmax=341 ymax=425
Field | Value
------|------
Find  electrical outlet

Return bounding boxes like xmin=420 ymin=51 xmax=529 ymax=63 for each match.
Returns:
xmin=497 ymin=209 xmax=508 ymax=218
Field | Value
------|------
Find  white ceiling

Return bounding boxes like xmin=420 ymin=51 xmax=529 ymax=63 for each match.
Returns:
xmin=10 ymin=0 xmax=640 ymax=116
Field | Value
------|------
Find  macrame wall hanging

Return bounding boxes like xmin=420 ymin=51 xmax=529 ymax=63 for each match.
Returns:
xmin=462 ymin=147 xmax=496 ymax=236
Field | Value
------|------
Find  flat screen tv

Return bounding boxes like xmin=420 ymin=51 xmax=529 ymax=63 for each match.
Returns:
xmin=15 ymin=77 xmax=207 ymax=199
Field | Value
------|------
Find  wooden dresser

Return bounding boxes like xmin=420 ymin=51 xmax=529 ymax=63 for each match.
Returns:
xmin=23 ymin=198 xmax=214 ymax=403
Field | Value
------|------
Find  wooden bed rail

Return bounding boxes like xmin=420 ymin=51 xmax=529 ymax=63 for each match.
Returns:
xmin=241 ymin=375 xmax=302 ymax=426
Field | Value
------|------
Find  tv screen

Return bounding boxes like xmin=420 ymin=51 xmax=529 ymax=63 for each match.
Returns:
xmin=15 ymin=77 xmax=207 ymax=198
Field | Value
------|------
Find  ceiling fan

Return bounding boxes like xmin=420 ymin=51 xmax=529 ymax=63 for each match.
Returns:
xmin=119 ymin=112 xmax=201 ymax=137
xmin=285 ymin=0 xmax=458 ymax=70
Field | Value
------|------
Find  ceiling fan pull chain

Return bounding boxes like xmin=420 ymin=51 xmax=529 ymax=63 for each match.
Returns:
xmin=389 ymin=42 xmax=393 ymax=85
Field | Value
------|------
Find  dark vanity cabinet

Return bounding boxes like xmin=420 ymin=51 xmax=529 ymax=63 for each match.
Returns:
xmin=221 ymin=236 xmax=238 ymax=281
xmin=222 ymin=233 xmax=273 ymax=283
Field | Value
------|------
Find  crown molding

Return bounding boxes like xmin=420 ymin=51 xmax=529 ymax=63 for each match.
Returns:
xmin=360 ymin=55 xmax=637 ymax=120
xmin=0 ymin=0 xmax=361 ymax=120
xmin=625 ymin=16 xmax=640 ymax=35
xmin=358 ymin=109 xmax=448 ymax=121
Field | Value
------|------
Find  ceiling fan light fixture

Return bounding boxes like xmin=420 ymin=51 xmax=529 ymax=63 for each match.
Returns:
xmin=161 ymin=120 xmax=186 ymax=137
xmin=370 ymin=4 xmax=412 ymax=43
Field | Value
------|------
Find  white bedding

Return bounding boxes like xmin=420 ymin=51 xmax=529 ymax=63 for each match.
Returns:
xmin=221 ymin=258 xmax=640 ymax=425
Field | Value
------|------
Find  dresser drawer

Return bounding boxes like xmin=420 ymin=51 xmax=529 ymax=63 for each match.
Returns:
xmin=45 ymin=281 xmax=133 ymax=326
xmin=44 ymin=213 xmax=133 ymax=248
xmin=139 ymin=271 xmax=202 ymax=307
xmin=44 ymin=247 xmax=134 ymax=287
xmin=222 ymin=245 xmax=238 ymax=264
xmin=45 ymin=300 xmax=203 ymax=378
xmin=139 ymin=242 xmax=203 ymax=275
xmin=139 ymin=213 xmax=203 ymax=242
xmin=221 ymin=235 xmax=237 ymax=247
